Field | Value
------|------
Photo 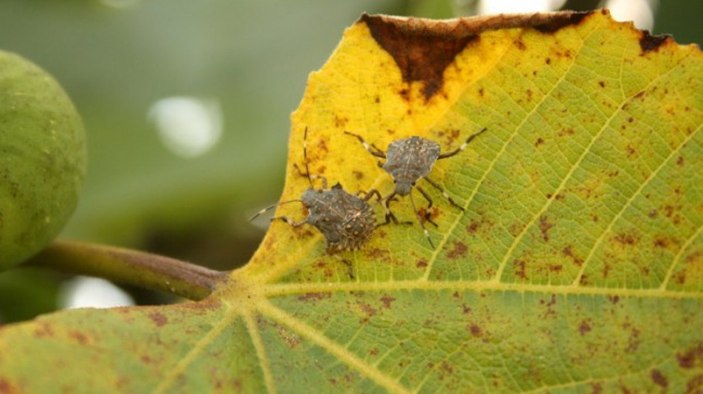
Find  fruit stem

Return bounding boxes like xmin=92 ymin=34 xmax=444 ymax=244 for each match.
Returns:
xmin=25 ymin=240 xmax=227 ymax=300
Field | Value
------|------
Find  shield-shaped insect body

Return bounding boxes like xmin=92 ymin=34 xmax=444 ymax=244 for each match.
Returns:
xmin=345 ymin=127 xmax=487 ymax=247
xmin=252 ymin=128 xmax=380 ymax=252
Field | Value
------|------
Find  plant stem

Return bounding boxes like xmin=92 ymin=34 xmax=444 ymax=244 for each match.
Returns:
xmin=25 ymin=240 xmax=228 ymax=301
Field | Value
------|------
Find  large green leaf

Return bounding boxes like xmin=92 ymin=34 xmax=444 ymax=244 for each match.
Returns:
xmin=1 ymin=10 xmax=702 ymax=393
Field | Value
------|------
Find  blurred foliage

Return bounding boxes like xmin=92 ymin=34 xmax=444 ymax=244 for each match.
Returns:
xmin=0 ymin=0 xmax=700 ymax=322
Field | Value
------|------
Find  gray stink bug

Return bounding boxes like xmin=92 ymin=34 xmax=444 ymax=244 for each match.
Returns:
xmin=251 ymin=127 xmax=380 ymax=252
xmin=344 ymin=127 xmax=487 ymax=248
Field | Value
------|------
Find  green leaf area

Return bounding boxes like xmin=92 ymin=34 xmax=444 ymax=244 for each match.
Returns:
xmin=0 ymin=11 xmax=702 ymax=393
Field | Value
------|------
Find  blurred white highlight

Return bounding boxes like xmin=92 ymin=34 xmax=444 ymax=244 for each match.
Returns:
xmin=603 ymin=0 xmax=655 ymax=30
xmin=478 ymin=0 xmax=567 ymax=14
xmin=149 ymin=96 xmax=223 ymax=158
xmin=59 ymin=276 xmax=135 ymax=309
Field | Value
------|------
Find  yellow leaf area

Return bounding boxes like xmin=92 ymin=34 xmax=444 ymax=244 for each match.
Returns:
xmin=1 ymin=10 xmax=702 ymax=394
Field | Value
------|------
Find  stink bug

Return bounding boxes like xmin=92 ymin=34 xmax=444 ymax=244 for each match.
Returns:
xmin=251 ymin=127 xmax=380 ymax=252
xmin=344 ymin=127 xmax=487 ymax=247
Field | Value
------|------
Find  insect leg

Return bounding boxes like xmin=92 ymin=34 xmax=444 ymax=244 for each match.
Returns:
xmin=409 ymin=192 xmax=435 ymax=249
xmin=359 ymin=188 xmax=383 ymax=202
xmin=423 ymin=177 xmax=465 ymax=211
xmin=380 ymin=191 xmax=412 ymax=227
xmin=309 ymin=174 xmax=329 ymax=189
xmin=344 ymin=131 xmax=386 ymax=158
xmin=415 ymin=186 xmax=439 ymax=228
xmin=437 ymin=127 xmax=487 ymax=159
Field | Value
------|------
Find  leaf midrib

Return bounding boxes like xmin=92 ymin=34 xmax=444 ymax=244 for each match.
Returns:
xmin=262 ymin=279 xmax=703 ymax=299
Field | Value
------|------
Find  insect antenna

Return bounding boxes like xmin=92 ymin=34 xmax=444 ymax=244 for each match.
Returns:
xmin=437 ymin=127 xmax=487 ymax=159
xmin=249 ymin=199 xmax=303 ymax=221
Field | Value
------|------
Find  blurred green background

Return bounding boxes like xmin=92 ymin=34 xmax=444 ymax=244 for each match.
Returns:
xmin=0 ymin=0 xmax=700 ymax=322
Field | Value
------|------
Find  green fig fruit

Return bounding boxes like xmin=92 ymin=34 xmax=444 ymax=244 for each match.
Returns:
xmin=0 ymin=51 xmax=86 ymax=270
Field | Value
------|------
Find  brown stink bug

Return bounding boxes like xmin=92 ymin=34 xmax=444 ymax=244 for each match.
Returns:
xmin=251 ymin=127 xmax=380 ymax=252
xmin=344 ymin=127 xmax=487 ymax=247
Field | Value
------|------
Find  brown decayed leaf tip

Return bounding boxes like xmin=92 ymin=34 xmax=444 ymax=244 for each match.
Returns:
xmin=639 ymin=30 xmax=672 ymax=53
xmin=359 ymin=10 xmax=594 ymax=100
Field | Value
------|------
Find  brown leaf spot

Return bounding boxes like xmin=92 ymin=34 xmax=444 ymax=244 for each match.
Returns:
xmin=562 ymin=245 xmax=584 ymax=266
xmin=468 ymin=324 xmax=482 ymax=337
xmin=598 ymin=81 xmax=606 ymax=88
xmin=653 ymin=236 xmax=671 ymax=249
xmin=558 ymin=127 xmax=575 ymax=137
xmin=626 ymin=326 xmax=641 ymax=353
xmin=687 ymin=250 xmax=702 ymax=265
xmin=626 ymin=143 xmax=637 ymax=158
xmin=379 ymin=295 xmax=396 ymax=309
xmin=352 ymin=170 xmax=364 ymax=180
xmin=416 ymin=258 xmax=428 ymax=268
xmin=539 ymin=215 xmax=554 ymax=242
xmin=362 ymin=14 xmax=478 ymax=100
xmin=534 ymin=137 xmax=544 ymax=147
xmin=0 ymin=379 xmax=17 ymax=394
xmin=461 ymin=303 xmax=472 ymax=314
xmin=69 ymin=330 xmax=89 ymax=345
xmin=677 ymin=156 xmax=685 ymax=166
xmin=578 ymin=320 xmax=591 ymax=335
xmin=466 ymin=220 xmax=480 ymax=234
xmin=514 ymin=38 xmax=526 ymax=50
xmin=358 ymin=302 xmax=378 ymax=321
xmin=33 ymin=322 xmax=54 ymax=338
xmin=677 ymin=342 xmax=703 ymax=369
xmin=440 ymin=361 xmax=454 ymax=375
xmin=447 ymin=241 xmax=468 ymax=260
xmin=602 ymin=262 xmax=611 ymax=279
xmin=590 ymin=382 xmax=603 ymax=394
xmin=650 ymin=369 xmax=668 ymax=388
xmin=639 ymin=31 xmax=671 ymax=53
xmin=149 ymin=312 xmax=168 ymax=327
xmin=399 ymin=87 xmax=410 ymax=101
xmin=613 ymin=232 xmax=638 ymax=246
xmin=298 ymin=292 xmax=331 ymax=302
xmin=513 ymin=259 xmax=526 ymax=280
xmin=314 ymin=260 xmax=334 ymax=279
xmin=687 ymin=374 xmax=703 ymax=393
xmin=277 ymin=326 xmax=301 ymax=348
xmin=366 ymin=247 xmax=391 ymax=263
xmin=540 ymin=294 xmax=558 ymax=319
xmin=579 ymin=274 xmax=590 ymax=286
xmin=334 ymin=115 xmax=348 ymax=128
xmin=648 ymin=209 xmax=658 ymax=219
xmin=608 ymin=295 xmax=620 ymax=304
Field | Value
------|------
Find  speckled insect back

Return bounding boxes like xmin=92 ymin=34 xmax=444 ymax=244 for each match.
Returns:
xmin=300 ymin=183 xmax=377 ymax=252
xmin=345 ymin=127 xmax=487 ymax=248
xmin=384 ymin=137 xmax=441 ymax=195
xmin=251 ymin=127 xmax=379 ymax=253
